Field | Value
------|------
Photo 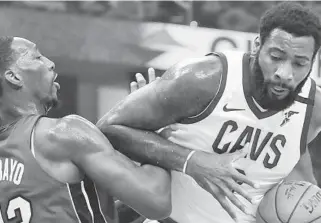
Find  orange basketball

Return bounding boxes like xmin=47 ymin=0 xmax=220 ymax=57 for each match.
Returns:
xmin=256 ymin=181 xmax=321 ymax=223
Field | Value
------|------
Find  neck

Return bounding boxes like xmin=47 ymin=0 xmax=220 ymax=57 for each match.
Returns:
xmin=248 ymin=55 xmax=262 ymax=105
xmin=0 ymin=95 xmax=46 ymax=126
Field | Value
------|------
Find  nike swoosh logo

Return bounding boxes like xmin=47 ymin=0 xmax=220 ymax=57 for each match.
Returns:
xmin=223 ymin=104 xmax=245 ymax=112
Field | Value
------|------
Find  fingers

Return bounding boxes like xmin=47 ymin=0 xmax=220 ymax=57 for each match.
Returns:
xmin=200 ymin=179 xmax=238 ymax=221
xmin=231 ymin=147 xmax=248 ymax=164
xmin=148 ymin=68 xmax=156 ymax=83
xmin=223 ymin=178 xmax=253 ymax=204
xmin=131 ymin=68 xmax=159 ymax=93
xmin=135 ymin=73 xmax=147 ymax=88
xmin=130 ymin=81 xmax=138 ymax=93
xmin=214 ymin=192 xmax=238 ymax=221
xmin=232 ymin=170 xmax=259 ymax=189
xmin=215 ymin=179 xmax=250 ymax=216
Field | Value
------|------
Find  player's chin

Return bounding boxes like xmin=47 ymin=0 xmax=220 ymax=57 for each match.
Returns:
xmin=268 ymin=88 xmax=289 ymax=100
xmin=274 ymin=93 xmax=289 ymax=100
xmin=51 ymin=97 xmax=60 ymax=108
xmin=47 ymin=92 xmax=60 ymax=109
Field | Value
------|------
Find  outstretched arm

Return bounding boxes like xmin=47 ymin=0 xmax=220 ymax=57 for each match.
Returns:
xmin=97 ymin=56 xmax=258 ymax=219
xmin=49 ymin=115 xmax=172 ymax=220
xmin=97 ymin=56 xmax=222 ymax=170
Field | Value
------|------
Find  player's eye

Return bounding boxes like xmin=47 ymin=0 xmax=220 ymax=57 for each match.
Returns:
xmin=294 ymin=60 xmax=308 ymax=67
xmin=271 ymin=55 xmax=281 ymax=61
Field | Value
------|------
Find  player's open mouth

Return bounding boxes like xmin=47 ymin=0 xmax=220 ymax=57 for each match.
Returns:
xmin=271 ymin=86 xmax=289 ymax=96
xmin=54 ymin=82 xmax=60 ymax=90
xmin=53 ymin=73 xmax=60 ymax=90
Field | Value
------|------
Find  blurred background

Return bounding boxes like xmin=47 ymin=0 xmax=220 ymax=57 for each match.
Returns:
xmin=0 ymin=1 xmax=320 ymax=122
xmin=1 ymin=1 xmax=320 ymax=222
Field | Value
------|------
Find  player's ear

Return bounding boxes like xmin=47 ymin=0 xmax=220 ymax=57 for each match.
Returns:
xmin=251 ymin=36 xmax=261 ymax=55
xmin=4 ymin=69 xmax=23 ymax=89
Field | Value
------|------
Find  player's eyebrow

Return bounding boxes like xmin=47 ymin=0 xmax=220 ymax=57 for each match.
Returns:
xmin=294 ymin=55 xmax=309 ymax=61
xmin=270 ymin=47 xmax=310 ymax=61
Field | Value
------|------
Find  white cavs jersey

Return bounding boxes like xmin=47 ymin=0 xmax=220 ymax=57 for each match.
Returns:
xmin=164 ymin=51 xmax=316 ymax=223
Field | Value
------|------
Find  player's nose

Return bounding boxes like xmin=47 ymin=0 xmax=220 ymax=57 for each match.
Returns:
xmin=274 ymin=62 xmax=293 ymax=84
xmin=43 ymin=56 xmax=55 ymax=71
xmin=48 ymin=60 xmax=55 ymax=71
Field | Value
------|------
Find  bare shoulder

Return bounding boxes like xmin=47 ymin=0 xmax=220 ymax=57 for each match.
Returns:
xmin=98 ymin=54 xmax=225 ymax=129
xmin=309 ymin=86 xmax=321 ymax=141
xmin=36 ymin=115 xmax=112 ymax=160
xmin=312 ymin=86 xmax=321 ymax=123
xmin=314 ymin=85 xmax=321 ymax=99
xmin=36 ymin=115 xmax=90 ymax=144
xmin=314 ymin=85 xmax=321 ymax=106
xmin=162 ymin=54 xmax=223 ymax=85
xmin=32 ymin=115 xmax=101 ymax=183
xmin=156 ymin=54 xmax=224 ymax=117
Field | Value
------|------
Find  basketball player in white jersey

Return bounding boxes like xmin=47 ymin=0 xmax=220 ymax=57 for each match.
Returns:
xmin=97 ymin=2 xmax=321 ymax=223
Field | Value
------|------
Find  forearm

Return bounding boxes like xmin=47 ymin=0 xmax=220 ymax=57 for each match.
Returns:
xmin=100 ymin=124 xmax=192 ymax=172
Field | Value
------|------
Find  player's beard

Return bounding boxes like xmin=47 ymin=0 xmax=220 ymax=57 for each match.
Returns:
xmin=251 ymin=52 xmax=309 ymax=111
xmin=41 ymin=87 xmax=61 ymax=114
xmin=48 ymin=98 xmax=60 ymax=109
xmin=43 ymin=98 xmax=61 ymax=114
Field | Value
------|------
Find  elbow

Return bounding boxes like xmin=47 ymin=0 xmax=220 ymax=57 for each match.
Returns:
xmin=96 ymin=118 xmax=111 ymax=132
xmin=96 ymin=113 xmax=120 ymax=131
xmin=97 ymin=124 xmax=127 ymax=142
xmin=96 ymin=120 xmax=108 ymax=133
xmin=96 ymin=115 xmax=120 ymax=134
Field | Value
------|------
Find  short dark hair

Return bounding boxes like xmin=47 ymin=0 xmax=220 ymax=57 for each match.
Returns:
xmin=259 ymin=2 xmax=321 ymax=58
xmin=0 ymin=36 xmax=15 ymax=96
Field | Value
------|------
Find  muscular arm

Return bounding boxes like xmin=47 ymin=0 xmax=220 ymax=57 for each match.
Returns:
xmin=285 ymin=149 xmax=317 ymax=184
xmin=48 ymin=115 xmax=171 ymax=220
xmin=96 ymin=55 xmax=261 ymax=219
xmin=97 ymin=55 xmax=223 ymax=171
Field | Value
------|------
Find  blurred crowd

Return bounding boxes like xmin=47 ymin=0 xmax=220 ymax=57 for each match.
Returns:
xmin=3 ymin=1 xmax=321 ymax=32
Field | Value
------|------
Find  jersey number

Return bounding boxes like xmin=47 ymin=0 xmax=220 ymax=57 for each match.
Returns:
xmin=0 ymin=197 xmax=32 ymax=223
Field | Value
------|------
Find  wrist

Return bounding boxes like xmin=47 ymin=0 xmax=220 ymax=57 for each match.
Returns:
xmin=183 ymin=150 xmax=198 ymax=176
